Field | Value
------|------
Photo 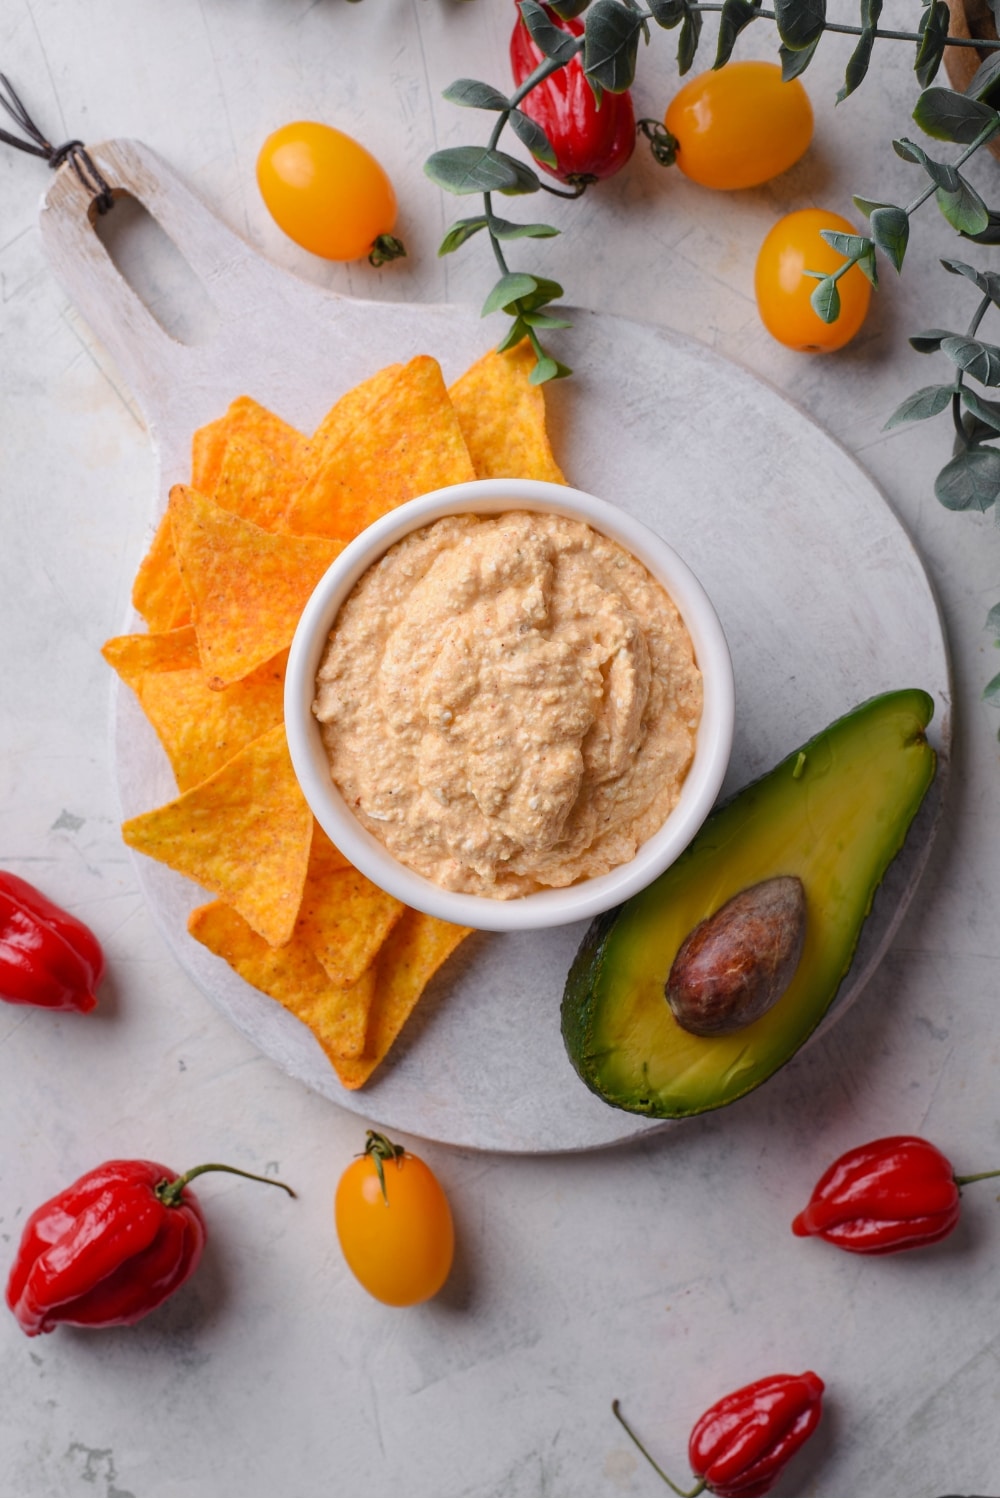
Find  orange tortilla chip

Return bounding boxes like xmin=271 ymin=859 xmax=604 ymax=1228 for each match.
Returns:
xmin=212 ymin=431 xmax=313 ymax=532
xmin=188 ymin=900 xmax=376 ymax=1060
xmin=309 ymin=362 xmax=404 ymax=460
xmin=131 ymin=513 xmax=192 ymax=632
xmin=193 ymin=396 xmax=309 ymax=497
xmin=121 ymin=724 xmax=312 ymax=947
xmin=101 ymin=626 xmax=200 ymax=691
xmin=296 ymin=861 xmax=405 ymax=989
xmin=169 ymin=484 xmax=341 ymax=688
xmin=282 ymin=355 xmax=476 ymax=540
xmin=136 ymin=650 xmax=288 ymax=791
xmin=332 ymin=910 xmax=472 ymax=1090
xmin=449 ymin=341 xmax=566 ymax=484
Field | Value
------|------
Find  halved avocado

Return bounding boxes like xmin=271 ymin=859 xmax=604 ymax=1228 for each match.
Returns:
xmin=561 ymin=689 xmax=938 ymax=1118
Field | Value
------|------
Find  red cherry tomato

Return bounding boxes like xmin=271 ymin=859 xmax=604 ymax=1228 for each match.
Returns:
xmin=754 ymin=208 xmax=872 ymax=353
xmin=663 ymin=61 xmax=813 ymax=190
xmin=256 ymin=122 xmax=403 ymax=265
xmin=335 ymin=1132 xmax=454 ymax=1307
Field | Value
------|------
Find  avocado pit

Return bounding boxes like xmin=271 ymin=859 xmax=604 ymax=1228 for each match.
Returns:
xmin=666 ymin=875 xmax=807 ymax=1037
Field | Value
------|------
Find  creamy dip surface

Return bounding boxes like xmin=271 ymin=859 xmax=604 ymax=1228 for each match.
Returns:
xmin=312 ymin=511 xmax=703 ymax=898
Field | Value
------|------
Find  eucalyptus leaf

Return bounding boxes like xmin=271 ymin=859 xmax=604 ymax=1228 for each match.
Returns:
xmin=438 ymin=216 xmax=488 ymax=256
xmin=940 ymin=334 xmax=1000 ymax=385
xmin=984 ymin=668 xmax=1000 ymax=704
xmin=963 ymin=48 xmax=1000 ymax=104
xmin=442 ymin=78 xmax=511 ymax=111
xmin=912 ymin=87 xmax=1000 ymax=145
xmin=519 ymin=0 xmax=581 ymax=62
xmin=838 ymin=3 xmax=883 ymax=104
xmin=495 ymin=317 xmax=530 ymax=353
xmin=883 ymin=383 xmax=956 ymax=428
xmin=985 ymin=600 xmax=1000 ymax=637
xmin=714 ymin=0 xmax=760 ymax=69
xmin=961 ymin=387 xmax=1000 ymax=432
xmin=921 ymin=156 xmax=961 ymax=193
xmin=647 ymin=0 xmax=686 ymax=26
xmin=809 ymin=276 xmax=841 ymax=324
xmin=893 ymin=136 xmax=928 ymax=165
xmin=908 ymin=328 xmax=956 ymax=353
xmin=522 ymin=310 xmax=575 ymax=329
xmin=853 ymin=195 xmax=891 ymax=218
xmin=961 ymin=209 xmax=1000 ymax=246
xmin=424 ymin=146 xmax=541 ymax=197
xmin=519 ymin=275 xmax=565 ymax=310
xmin=934 ymin=445 xmax=1000 ymax=510
xmin=482 ymin=272 xmax=542 ymax=317
xmin=779 ymin=37 xmax=820 ymax=80
xmin=819 ymin=230 xmax=871 ymax=259
xmin=677 ymin=8 xmax=703 ymax=74
xmin=857 ymin=247 xmax=879 ymax=288
xmin=773 ymin=0 xmax=825 ymax=50
xmin=510 ymin=108 xmax=558 ymax=168
xmin=914 ymin=0 xmax=949 ymax=88
xmin=583 ymin=0 xmax=643 ymax=92
xmin=936 ymin=176 xmax=990 ymax=237
xmin=529 ymin=355 xmax=573 ymax=384
xmin=940 ymin=257 xmax=1000 ymax=305
xmin=870 ymin=205 xmax=909 ymax=271
xmin=488 ymin=216 xmax=561 ymax=240
xmin=548 ymin=0 xmax=591 ymax=16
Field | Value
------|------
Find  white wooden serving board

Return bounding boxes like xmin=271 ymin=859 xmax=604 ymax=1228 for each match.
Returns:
xmin=40 ymin=139 xmax=951 ymax=1154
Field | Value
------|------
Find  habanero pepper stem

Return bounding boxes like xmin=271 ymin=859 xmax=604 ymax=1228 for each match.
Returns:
xmin=612 ymin=1400 xmax=706 ymax=1498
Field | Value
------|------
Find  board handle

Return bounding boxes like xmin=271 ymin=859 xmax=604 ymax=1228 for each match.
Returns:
xmin=38 ymin=138 xmax=270 ymax=431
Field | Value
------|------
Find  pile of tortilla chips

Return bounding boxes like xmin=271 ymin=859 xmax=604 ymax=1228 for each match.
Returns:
xmin=103 ymin=342 xmax=565 ymax=1089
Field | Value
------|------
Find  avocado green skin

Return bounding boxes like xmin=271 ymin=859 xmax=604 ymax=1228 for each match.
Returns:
xmin=561 ymin=689 xmax=938 ymax=1119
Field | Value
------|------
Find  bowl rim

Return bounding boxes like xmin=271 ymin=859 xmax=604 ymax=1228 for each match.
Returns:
xmin=284 ymin=478 xmax=735 ymax=932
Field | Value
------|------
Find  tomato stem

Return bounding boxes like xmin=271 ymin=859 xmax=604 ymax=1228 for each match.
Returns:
xmin=611 ymin=1400 xmax=706 ymax=1498
xmin=369 ymin=233 xmax=406 ymax=268
xmin=362 ymin=1130 xmax=407 ymax=1204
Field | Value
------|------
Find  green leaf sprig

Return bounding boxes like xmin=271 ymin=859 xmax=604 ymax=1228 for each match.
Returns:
xmin=427 ymin=0 xmax=1000 ymax=384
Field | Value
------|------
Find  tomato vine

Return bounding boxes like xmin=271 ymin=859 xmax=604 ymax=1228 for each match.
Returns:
xmin=424 ymin=0 xmax=1000 ymax=723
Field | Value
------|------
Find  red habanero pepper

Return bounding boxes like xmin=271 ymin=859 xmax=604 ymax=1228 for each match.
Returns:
xmin=0 ymin=872 xmax=104 ymax=1013
xmin=6 ymin=1159 xmax=294 ymax=1336
xmin=510 ymin=3 xmax=635 ymax=186
xmin=613 ymin=1371 xmax=825 ymax=1498
xmin=792 ymin=1134 xmax=1000 ymax=1254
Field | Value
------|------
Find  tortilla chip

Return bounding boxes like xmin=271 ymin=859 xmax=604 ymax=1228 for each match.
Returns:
xmin=132 ymin=513 xmax=193 ymax=632
xmin=332 ymin=910 xmax=472 ymax=1090
xmin=449 ymin=341 xmax=566 ymax=484
xmin=136 ymin=650 xmax=288 ymax=791
xmin=169 ymin=484 xmax=341 ymax=688
xmin=194 ymin=396 xmax=309 ymax=497
xmin=212 ymin=431 xmax=314 ymax=532
xmin=281 ymin=356 xmax=476 ymax=540
xmin=188 ymin=900 xmax=376 ymax=1060
xmin=296 ymin=861 xmax=405 ymax=989
xmin=122 ymin=723 xmax=312 ymax=947
xmin=191 ymin=413 xmax=231 ymax=497
xmin=309 ymin=362 xmax=404 ymax=460
xmin=101 ymin=626 xmax=200 ymax=691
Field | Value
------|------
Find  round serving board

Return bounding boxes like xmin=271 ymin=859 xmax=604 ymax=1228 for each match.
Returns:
xmin=40 ymin=140 xmax=950 ymax=1154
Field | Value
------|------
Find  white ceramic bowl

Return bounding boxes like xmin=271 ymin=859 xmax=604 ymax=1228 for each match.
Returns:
xmin=285 ymin=479 xmax=734 ymax=932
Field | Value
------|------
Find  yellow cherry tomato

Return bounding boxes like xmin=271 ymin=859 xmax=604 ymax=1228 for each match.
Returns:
xmin=754 ymin=208 xmax=872 ymax=353
xmin=335 ymin=1132 xmax=454 ymax=1306
xmin=663 ymin=61 xmax=813 ymax=190
xmin=256 ymin=121 xmax=403 ymax=264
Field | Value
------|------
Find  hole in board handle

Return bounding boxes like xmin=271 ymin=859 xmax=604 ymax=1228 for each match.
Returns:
xmin=94 ymin=190 xmax=220 ymax=347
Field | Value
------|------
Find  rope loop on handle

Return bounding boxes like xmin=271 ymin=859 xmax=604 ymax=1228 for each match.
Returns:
xmin=0 ymin=73 xmax=114 ymax=214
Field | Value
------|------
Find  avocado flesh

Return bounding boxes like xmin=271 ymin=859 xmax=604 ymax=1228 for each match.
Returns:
xmin=562 ymin=689 xmax=938 ymax=1119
